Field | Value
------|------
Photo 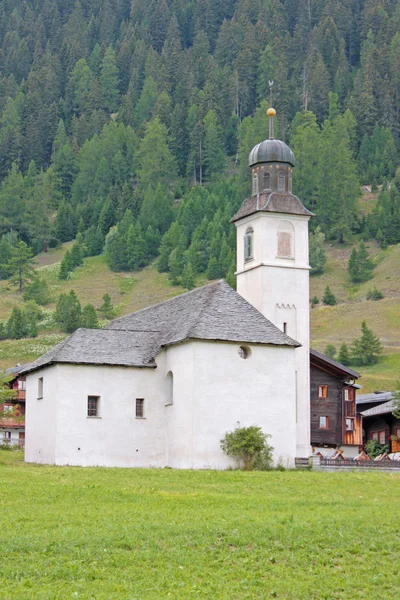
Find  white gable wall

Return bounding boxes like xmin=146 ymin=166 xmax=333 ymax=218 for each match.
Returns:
xmin=190 ymin=340 xmax=297 ymax=469
xmin=25 ymin=365 xmax=58 ymax=464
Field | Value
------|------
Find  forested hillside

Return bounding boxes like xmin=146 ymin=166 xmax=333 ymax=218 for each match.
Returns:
xmin=0 ymin=0 xmax=400 ymax=349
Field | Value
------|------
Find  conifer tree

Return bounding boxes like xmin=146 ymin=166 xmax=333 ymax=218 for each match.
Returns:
xmin=322 ymin=286 xmax=337 ymax=306
xmin=6 ymin=241 xmax=36 ymax=293
xmin=351 ymin=321 xmax=383 ymax=366
xmin=100 ymin=46 xmax=120 ymax=113
xmin=337 ymin=343 xmax=350 ymax=366
xmin=181 ymin=261 xmax=195 ymax=291
xmin=99 ymin=293 xmax=116 ymax=320
xmin=348 ymin=241 xmax=373 ymax=283
xmin=82 ymin=303 xmax=99 ymax=329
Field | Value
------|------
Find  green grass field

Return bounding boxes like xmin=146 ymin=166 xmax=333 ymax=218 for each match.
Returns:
xmin=1 ymin=451 xmax=399 ymax=599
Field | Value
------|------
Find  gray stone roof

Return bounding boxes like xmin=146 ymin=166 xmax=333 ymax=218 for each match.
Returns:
xmin=230 ymin=191 xmax=313 ymax=223
xmin=19 ymin=329 xmax=159 ymax=375
xmin=360 ymin=399 xmax=396 ymax=418
xmin=249 ymin=139 xmax=295 ymax=167
xmin=108 ymin=280 xmax=299 ymax=347
xmin=20 ymin=281 xmax=299 ymax=375
xmin=357 ymin=391 xmax=394 ymax=405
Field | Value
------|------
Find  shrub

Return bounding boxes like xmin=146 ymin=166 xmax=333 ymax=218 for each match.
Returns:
xmin=366 ymin=287 xmax=384 ymax=301
xmin=365 ymin=439 xmax=389 ymax=459
xmin=311 ymin=296 xmax=319 ymax=308
xmin=23 ymin=278 xmax=52 ymax=305
xmin=220 ymin=426 xmax=273 ymax=471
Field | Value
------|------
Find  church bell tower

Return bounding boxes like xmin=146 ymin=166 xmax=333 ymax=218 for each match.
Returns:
xmin=231 ymin=108 xmax=313 ymax=458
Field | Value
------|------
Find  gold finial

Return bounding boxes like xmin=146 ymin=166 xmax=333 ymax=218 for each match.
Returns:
xmin=267 ymin=107 xmax=276 ymax=139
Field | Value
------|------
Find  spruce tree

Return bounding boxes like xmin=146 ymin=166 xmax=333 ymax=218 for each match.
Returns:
xmin=337 ymin=343 xmax=351 ymax=366
xmin=99 ymin=293 xmax=116 ymax=319
xmin=6 ymin=241 xmax=36 ymax=293
xmin=181 ymin=261 xmax=195 ymax=291
xmin=351 ymin=321 xmax=383 ymax=366
xmin=82 ymin=304 xmax=99 ymax=329
xmin=100 ymin=46 xmax=120 ymax=113
xmin=323 ymin=286 xmax=337 ymax=306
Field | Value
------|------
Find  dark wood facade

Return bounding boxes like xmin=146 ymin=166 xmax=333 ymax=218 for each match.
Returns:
xmin=310 ymin=350 xmax=362 ymax=448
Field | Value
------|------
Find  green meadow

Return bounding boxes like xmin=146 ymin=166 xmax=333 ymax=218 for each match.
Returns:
xmin=1 ymin=451 xmax=399 ymax=599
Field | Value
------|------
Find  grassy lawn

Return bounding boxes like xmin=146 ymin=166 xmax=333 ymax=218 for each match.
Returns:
xmin=1 ymin=452 xmax=400 ymax=599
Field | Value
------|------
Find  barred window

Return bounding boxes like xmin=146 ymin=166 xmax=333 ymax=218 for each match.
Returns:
xmin=87 ymin=396 xmax=100 ymax=417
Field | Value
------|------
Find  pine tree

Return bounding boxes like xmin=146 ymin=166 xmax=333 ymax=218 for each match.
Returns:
xmin=309 ymin=226 xmax=327 ymax=275
xmin=6 ymin=241 xmax=36 ymax=293
xmin=323 ymin=286 xmax=337 ymax=306
xmin=99 ymin=293 xmax=116 ymax=320
xmin=59 ymin=250 xmax=73 ymax=280
xmin=55 ymin=290 xmax=82 ymax=333
xmin=203 ymin=110 xmax=225 ymax=180
xmin=82 ymin=303 xmax=99 ymax=329
xmin=351 ymin=321 xmax=383 ymax=366
xmin=100 ymin=46 xmax=119 ymax=113
xmin=337 ymin=343 xmax=350 ymax=366
xmin=348 ymin=242 xmax=373 ymax=283
xmin=181 ymin=261 xmax=195 ymax=291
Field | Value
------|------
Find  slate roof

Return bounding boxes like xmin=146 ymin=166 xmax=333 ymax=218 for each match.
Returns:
xmin=18 ymin=329 xmax=159 ymax=375
xmin=230 ymin=191 xmax=313 ymax=223
xmin=360 ymin=400 xmax=396 ymax=418
xmin=310 ymin=349 xmax=360 ymax=379
xmin=20 ymin=281 xmax=299 ymax=375
xmin=357 ymin=391 xmax=393 ymax=405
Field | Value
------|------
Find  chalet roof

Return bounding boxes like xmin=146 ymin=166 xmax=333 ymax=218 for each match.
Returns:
xmin=20 ymin=281 xmax=299 ymax=375
xmin=310 ymin=349 xmax=360 ymax=379
xmin=360 ymin=400 xmax=396 ymax=418
xmin=357 ymin=391 xmax=394 ymax=405
xmin=230 ymin=192 xmax=313 ymax=223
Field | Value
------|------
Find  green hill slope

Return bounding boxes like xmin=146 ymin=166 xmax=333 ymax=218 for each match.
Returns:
xmin=1 ymin=241 xmax=399 ymax=393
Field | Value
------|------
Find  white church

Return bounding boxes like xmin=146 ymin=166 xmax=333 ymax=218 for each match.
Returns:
xmin=21 ymin=108 xmax=314 ymax=469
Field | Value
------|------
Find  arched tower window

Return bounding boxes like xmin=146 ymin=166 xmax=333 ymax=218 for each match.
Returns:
xmin=244 ymin=227 xmax=254 ymax=261
xmin=252 ymin=173 xmax=258 ymax=195
xmin=166 ymin=371 xmax=173 ymax=405
xmin=278 ymin=171 xmax=285 ymax=191
xmin=288 ymin=171 xmax=292 ymax=192
xmin=277 ymin=221 xmax=294 ymax=258
xmin=263 ymin=172 xmax=271 ymax=191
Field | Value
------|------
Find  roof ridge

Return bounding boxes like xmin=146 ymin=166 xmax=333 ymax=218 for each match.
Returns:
xmin=108 ymin=280 xmax=224 ymax=327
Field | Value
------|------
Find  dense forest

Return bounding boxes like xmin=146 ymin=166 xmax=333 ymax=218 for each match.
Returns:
xmin=0 ymin=0 xmax=400 ymax=289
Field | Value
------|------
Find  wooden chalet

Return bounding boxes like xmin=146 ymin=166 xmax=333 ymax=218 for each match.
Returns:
xmin=359 ymin=396 xmax=400 ymax=453
xmin=0 ymin=365 xmax=27 ymax=447
xmin=310 ymin=350 xmax=362 ymax=453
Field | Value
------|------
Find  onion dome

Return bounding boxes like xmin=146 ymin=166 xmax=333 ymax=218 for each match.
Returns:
xmin=248 ymin=107 xmax=295 ymax=167
xmin=248 ymin=139 xmax=295 ymax=167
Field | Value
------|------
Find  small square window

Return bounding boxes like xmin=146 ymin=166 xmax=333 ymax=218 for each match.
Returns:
xmin=3 ymin=431 xmax=11 ymax=441
xmin=346 ymin=418 xmax=354 ymax=431
xmin=319 ymin=416 xmax=329 ymax=429
xmin=136 ymin=398 xmax=145 ymax=418
xmin=318 ymin=385 xmax=328 ymax=399
xmin=87 ymin=396 xmax=100 ymax=417
xmin=38 ymin=377 xmax=43 ymax=399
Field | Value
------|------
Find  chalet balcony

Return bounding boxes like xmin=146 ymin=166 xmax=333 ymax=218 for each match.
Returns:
xmin=0 ymin=418 xmax=25 ymax=429
xmin=13 ymin=390 xmax=26 ymax=402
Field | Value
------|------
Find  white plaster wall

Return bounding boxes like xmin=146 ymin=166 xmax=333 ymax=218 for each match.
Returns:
xmin=53 ymin=364 xmax=166 ymax=467
xmin=235 ymin=211 xmax=311 ymax=458
xmin=162 ymin=344 xmax=195 ymax=468
xmin=25 ymin=366 xmax=58 ymax=464
xmin=187 ymin=340 xmax=297 ymax=469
